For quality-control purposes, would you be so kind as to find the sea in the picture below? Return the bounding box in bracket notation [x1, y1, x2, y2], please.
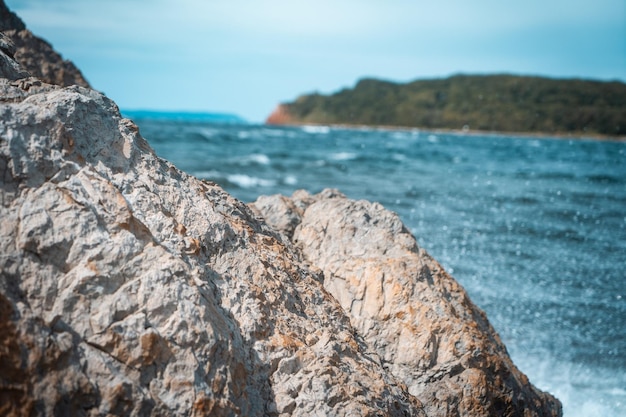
[130, 114, 625, 417]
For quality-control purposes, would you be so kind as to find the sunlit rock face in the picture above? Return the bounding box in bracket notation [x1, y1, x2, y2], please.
[0, 1, 561, 416]
[252, 189, 563, 417]
[0, 50, 426, 417]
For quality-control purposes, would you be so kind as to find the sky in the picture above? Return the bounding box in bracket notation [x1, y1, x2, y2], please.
[5, 0, 626, 122]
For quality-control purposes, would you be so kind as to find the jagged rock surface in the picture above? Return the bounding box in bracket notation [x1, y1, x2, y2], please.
[0, 0, 90, 88]
[0, 45, 427, 415]
[251, 189, 562, 417]
[0, 2, 561, 415]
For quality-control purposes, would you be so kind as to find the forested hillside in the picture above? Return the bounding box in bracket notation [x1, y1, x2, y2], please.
[268, 74, 626, 136]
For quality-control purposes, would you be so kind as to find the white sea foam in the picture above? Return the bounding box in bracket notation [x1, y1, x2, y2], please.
[246, 153, 271, 165]
[513, 353, 626, 417]
[330, 152, 358, 161]
[227, 174, 276, 188]
[261, 128, 290, 138]
[196, 127, 219, 139]
[391, 132, 411, 140]
[302, 125, 331, 134]
[283, 175, 298, 185]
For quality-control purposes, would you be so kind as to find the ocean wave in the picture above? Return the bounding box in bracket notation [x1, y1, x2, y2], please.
[301, 125, 331, 134]
[237, 130, 252, 139]
[191, 170, 221, 179]
[193, 127, 220, 139]
[283, 175, 297, 185]
[226, 174, 276, 188]
[586, 173, 622, 185]
[329, 152, 358, 161]
[191, 171, 277, 189]
[514, 354, 626, 417]
[259, 127, 295, 138]
[242, 153, 271, 165]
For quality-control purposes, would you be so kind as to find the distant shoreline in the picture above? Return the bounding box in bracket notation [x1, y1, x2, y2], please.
[267, 74, 626, 139]
[122, 109, 245, 124]
[266, 121, 626, 143]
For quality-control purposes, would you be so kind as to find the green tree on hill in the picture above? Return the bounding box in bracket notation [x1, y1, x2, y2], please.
[276, 74, 626, 136]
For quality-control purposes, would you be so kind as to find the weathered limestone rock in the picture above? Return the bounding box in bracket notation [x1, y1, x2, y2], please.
[0, 1, 90, 88]
[0, 2, 561, 415]
[0, 40, 423, 416]
[251, 189, 562, 417]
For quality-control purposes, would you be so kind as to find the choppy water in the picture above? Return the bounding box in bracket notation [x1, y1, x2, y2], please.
[134, 118, 626, 416]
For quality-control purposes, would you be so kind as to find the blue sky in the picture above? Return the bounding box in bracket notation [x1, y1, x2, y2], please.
[6, 0, 626, 122]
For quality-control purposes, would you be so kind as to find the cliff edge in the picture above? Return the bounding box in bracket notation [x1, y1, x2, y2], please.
[0, 2, 561, 416]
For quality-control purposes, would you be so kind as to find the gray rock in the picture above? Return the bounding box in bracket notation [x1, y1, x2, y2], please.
[0, 0, 90, 88]
[0, 47, 423, 416]
[251, 189, 562, 417]
[0, 0, 26, 32]
[0, 1, 561, 415]
[0, 32, 28, 81]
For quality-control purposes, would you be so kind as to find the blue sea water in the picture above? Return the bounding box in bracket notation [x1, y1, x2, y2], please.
[133, 118, 626, 416]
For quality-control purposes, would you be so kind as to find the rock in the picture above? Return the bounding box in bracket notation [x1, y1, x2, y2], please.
[0, 2, 561, 415]
[266, 104, 295, 125]
[251, 189, 562, 417]
[0, 1, 25, 32]
[0, 32, 28, 81]
[0, 0, 90, 88]
[0, 27, 423, 417]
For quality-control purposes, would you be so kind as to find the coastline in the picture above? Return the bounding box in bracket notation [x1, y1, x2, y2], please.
[265, 120, 626, 142]
[266, 75, 626, 140]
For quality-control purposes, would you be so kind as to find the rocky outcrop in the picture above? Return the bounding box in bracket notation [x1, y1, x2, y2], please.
[0, 1, 25, 32]
[0, 3, 561, 416]
[266, 104, 295, 125]
[0, 0, 90, 88]
[0, 48, 427, 415]
[251, 189, 562, 416]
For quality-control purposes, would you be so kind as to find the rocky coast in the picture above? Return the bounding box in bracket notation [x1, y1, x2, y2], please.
[0, 2, 561, 416]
